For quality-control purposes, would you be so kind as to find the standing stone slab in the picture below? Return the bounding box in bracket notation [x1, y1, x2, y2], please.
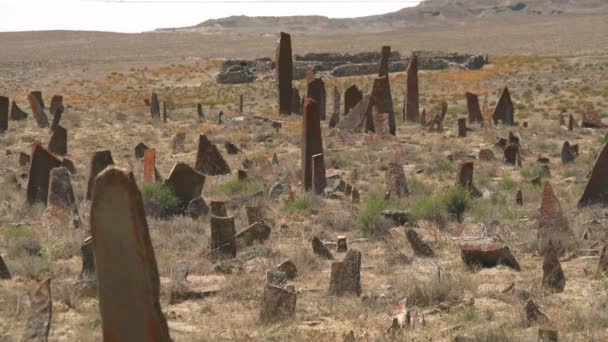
[344, 85, 362, 117]
[538, 182, 575, 254]
[542, 241, 565, 293]
[312, 236, 334, 259]
[48, 125, 67, 156]
[329, 249, 362, 296]
[312, 153, 326, 195]
[235, 222, 271, 246]
[80, 236, 95, 281]
[276, 32, 293, 115]
[165, 162, 205, 211]
[504, 143, 520, 166]
[260, 284, 296, 324]
[49, 95, 63, 116]
[460, 245, 520, 271]
[579, 142, 608, 206]
[405, 54, 420, 123]
[597, 243, 608, 277]
[465, 92, 483, 124]
[307, 78, 326, 121]
[561, 141, 576, 164]
[162, 101, 167, 123]
[457, 118, 467, 137]
[90, 168, 171, 341]
[172, 132, 186, 154]
[0, 96, 8, 132]
[210, 200, 227, 217]
[457, 160, 482, 197]
[492, 87, 515, 125]
[48, 167, 76, 211]
[86, 151, 114, 200]
[134, 142, 148, 159]
[143, 148, 156, 183]
[26, 143, 62, 205]
[301, 98, 324, 191]
[194, 134, 231, 176]
[210, 216, 237, 258]
[28, 93, 49, 128]
[22, 278, 52, 342]
[49, 103, 63, 132]
[30, 91, 44, 109]
[406, 228, 434, 257]
[291, 88, 301, 115]
[371, 76, 395, 135]
[197, 103, 204, 121]
[385, 162, 408, 198]
[0, 254, 11, 279]
[329, 86, 341, 128]
[150, 93, 160, 119]
[568, 114, 575, 131]
[10, 100, 29, 120]
[378, 46, 390, 77]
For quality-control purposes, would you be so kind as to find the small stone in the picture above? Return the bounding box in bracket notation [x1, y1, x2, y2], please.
[224, 141, 240, 155]
[460, 244, 520, 271]
[406, 228, 434, 257]
[337, 236, 348, 252]
[277, 260, 297, 279]
[525, 299, 549, 326]
[266, 268, 287, 287]
[269, 182, 291, 199]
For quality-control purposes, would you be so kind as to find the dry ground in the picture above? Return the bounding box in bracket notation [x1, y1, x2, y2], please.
[0, 34, 608, 341]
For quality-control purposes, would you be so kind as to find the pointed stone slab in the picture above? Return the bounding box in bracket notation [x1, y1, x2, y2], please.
[30, 91, 44, 109]
[49, 103, 64, 132]
[260, 284, 296, 324]
[10, 100, 29, 120]
[579, 142, 608, 206]
[336, 94, 373, 132]
[86, 150, 114, 200]
[371, 76, 395, 135]
[48, 167, 76, 211]
[235, 222, 271, 247]
[150, 92, 161, 119]
[465, 92, 483, 124]
[26, 143, 62, 205]
[90, 167, 171, 341]
[301, 98, 324, 191]
[276, 32, 293, 115]
[344, 85, 362, 117]
[329, 249, 362, 296]
[194, 134, 231, 176]
[49, 95, 63, 116]
[165, 162, 205, 210]
[492, 87, 515, 126]
[378, 46, 390, 77]
[460, 245, 520, 271]
[406, 228, 434, 257]
[405, 54, 419, 122]
[134, 142, 149, 159]
[210, 215, 237, 258]
[143, 148, 156, 183]
[542, 241, 565, 293]
[291, 88, 301, 114]
[28, 93, 49, 128]
[0, 254, 11, 279]
[307, 78, 326, 120]
[22, 278, 52, 342]
[538, 182, 575, 254]
[0, 96, 8, 132]
[48, 125, 67, 156]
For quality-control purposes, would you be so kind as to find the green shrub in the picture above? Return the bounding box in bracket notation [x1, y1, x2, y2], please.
[217, 179, 263, 195]
[355, 190, 390, 236]
[498, 176, 517, 191]
[141, 182, 180, 218]
[411, 186, 471, 225]
[281, 192, 316, 214]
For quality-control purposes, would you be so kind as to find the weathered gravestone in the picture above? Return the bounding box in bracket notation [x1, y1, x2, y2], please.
[492, 87, 515, 125]
[378, 46, 390, 77]
[86, 150, 114, 200]
[260, 284, 296, 324]
[197, 103, 204, 121]
[30, 91, 44, 109]
[516, 189, 523, 205]
[49, 104, 63, 132]
[372, 106, 389, 135]
[143, 148, 156, 183]
[291, 88, 301, 114]
[162, 101, 167, 123]
[457, 160, 482, 197]
[404, 54, 420, 123]
[26, 143, 62, 205]
[235, 222, 271, 247]
[278, 260, 297, 279]
[371, 76, 395, 135]
[165, 162, 205, 211]
[465, 92, 483, 124]
[150, 92, 160, 119]
[312, 153, 326, 195]
[568, 114, 575, 131]
[542, 240, 565, 293]
[581, 103, 606, 128]
[28, 93, 50, 128]
[329, 86, 340, 128]
[329, 249, 362, 296]
[307, 78, 327, 120]
[21, 278, 52, 342]
[224, 141, 240, 155]
[134, 142, 148, 159]
[246, 205, 266, 225]
[49, 95, 63, 116]
[187, 197, 209, 219]
[344, 85, 362, 117]
[336, 94, 373, 132]
[195, 134, 231, 176]
[460, 245, 520, 271]
[172, 132, 186, 154]
[80, 236, 95, 281]
[48, 125, 67, 156]
[210, 200, 227, 217]
[90, 167, 171, 341]
[10, 100, 29, 120]
[385, 162, 408, 198]
[301, 98, 324, 191]
[0, 254, 11, 279]
[504, 143, 520, 166]
[405, 228, 434, 257]
[525, 299, 549, 326]
[538, 182, 576, 255]
[312, 236, 334, 259]
[560, 141, 576, 164]
[210, 215, 237, 258]
[0, 96, 8, 132]
[457, 118, 467, 137]
[47, 167, 76, 211]
[276, 32, 293, 115]
[538, 328, 559, 342]
[578, 142, 608, 206]
[239, 94, 244, 115]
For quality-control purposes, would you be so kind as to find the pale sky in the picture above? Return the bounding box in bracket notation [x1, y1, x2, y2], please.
[0, 0, 421, 33]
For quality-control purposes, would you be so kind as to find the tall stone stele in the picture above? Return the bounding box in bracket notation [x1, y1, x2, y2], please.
[276, 32, 293, 115]
[404, 54, 420, 123]
[301, 98, 324, 191]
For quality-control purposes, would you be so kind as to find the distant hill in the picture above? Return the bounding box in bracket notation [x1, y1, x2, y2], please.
[157, 0, 608, 34]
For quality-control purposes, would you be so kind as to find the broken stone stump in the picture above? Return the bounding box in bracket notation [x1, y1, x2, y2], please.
[542, 241, 565, 293]
[210, 216, 237, 258]
[560, 141, 576, 164]
[538, 182, 576, 254]
[460, 245, 521, 271]
[405, 228, 434, 257]
[235, 222, 271, 247]
[504, 143, 520, 166]
[456, 160, 482, 197]
[224, 141, 240, 155]
[312, 236, 334, 259]
[260, 284, 296, 324]
[49, 95, 63, 116]
[90, 167, 171, 341]
[50, 103, 63, 132]
[516, 189, 523, 205]
[329, 249, 362, 296]
[21, 278, 52, 342]
[385, 162, 408, 198]
[172, 133, 186, 154]
[246, 205, 265, 225]
[278, 260, 297, 279]
[134, 142, 148, 159]
[237, 169, 247, 181]
[269, 182, 291, 200]
[10, 100, 28, 120]
[266, 268, 287, 287]
[337, 236, 348, 252]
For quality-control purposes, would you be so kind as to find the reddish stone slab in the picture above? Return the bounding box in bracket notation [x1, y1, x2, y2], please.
[385, 162, 408, 198]
[235, 222, 271, 247]
[538, 182, 575, 254]
[404, 54, 420, 123]
[492, 87, 515, 126]
[579, 142, 608, 206]
[406, 228, 434, 257]
[276, 32, 293, 115]
[344, 85, 362, 117]
[301, 98, 324, 191]
[465, 92, 483, 124]
[26, 143, 62, 205]
[49, 103, 64, 132]
[30, 91, 44, 109]
[371, 76, 395, 135]
[143, 148, 156, 183]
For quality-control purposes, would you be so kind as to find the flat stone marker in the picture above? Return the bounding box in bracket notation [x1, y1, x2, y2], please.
[28, 93, 50, 128]
[344, 85, 362, 117]
[329, 249, 362, 296]
[165, 162, 205, 211]
[47, 167, 76, 211]
[542, 240, 565, 293]
[260, 284, 296, 324]
[301, 98, 324, 191]
[538, 182, 575, 254]
[26, 143, 62, 205]
[235, 222, 271, 247]
[210, 215, 237, 258]
[578, 142, 608, 206]
[492, 87, 515, 125]
[194, 134, 231, 176]
[276, 32, 293, 115]
[48, 125, 67, 156]
[21, 278, 52, 342]
[86, 150, 114, 200]
[465, 92, 482, 124]
[406, 228, 434, 257]
[0, 96, 8, 132]
[187, 197, 209, 219]
[143, 148, 156, 183]
[404, 53, 420, 122]
[10, 100, 28, 120]
[460, 245, 520, 271]
[0, 254, 11, 279]
[90, 167, 171, 341]
[150, 92, 160, 119]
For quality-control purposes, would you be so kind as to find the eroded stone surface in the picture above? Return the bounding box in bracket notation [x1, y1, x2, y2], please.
[542, 241, 565, 293]
[21, 278, 52, 342]
[406, 228, 434, 257]
[27, 143, 62, 205]
[466, 92, 483, 124]
[48, 167, 76, 211]
[460, 245, 520, 271]
[405, 54, 419, 122]
[195, 134, 231, 176]
[260, 284, 296, 324]
[538, 182, 575, 254]
[329, 249, 362, 296]
[210, 216, 237, 258]
[48, 125, 67, 156]
[165, 162, 206, 211]
[301, 98, 324, 191]
[386, 162, 408, 198]
[344, 85, 362, 117]
[312, 236, 334, 259]
[86, 150, 114, 200]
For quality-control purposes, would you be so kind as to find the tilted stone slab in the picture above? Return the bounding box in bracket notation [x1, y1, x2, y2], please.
[30, 91, 44, 109]
[49, 95, 63, 117]
[134, 142, 148, 159]
[21, 278, 52, 342]
[28, 93, 49, 128]
[312, 236, 334, 259]
[301, 98, 324, 191]
[49, 103, 64, 132]
[276, 32, 293, 115]
[335, 94, 373, 132]
[194, 134, 231, 176]
[0, 254, 11, 279]
[90, 167, 171, 341]
[460, 245, 520, 271]
[465, 92, 483, 124]
[405, 228, 434, 257]
[150, 93, 160, 119]
[235, 222, 271, 247]
[538, 182, 576, 254]
[26, 143, 62, 205]
[542, 241, 565, 293]
[579, 142, 608, 206]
